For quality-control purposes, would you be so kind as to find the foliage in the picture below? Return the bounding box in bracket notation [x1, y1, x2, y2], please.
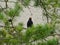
[23, 0, 31, 6]
[20, 0, 31, 6]
[0, 21, 56, 45]
[37, 38, 58, 45]
[47, 38, 58, 45]
[34, 0, 60, 23]
[0, 0, 60, 45]
[0, 12, 4, 20]
[25, 23, 55, 43]
[5, 3, 22, 19]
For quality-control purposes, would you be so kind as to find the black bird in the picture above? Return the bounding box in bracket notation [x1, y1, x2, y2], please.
[27, 17, 33, 28]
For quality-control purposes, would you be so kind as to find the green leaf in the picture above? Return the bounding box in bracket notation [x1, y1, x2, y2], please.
[47, 38, 58, 45]
[34, 0, 40, 6]
[0, 13, 4, 20]
[15, 23, 23, 32]
[5, 3, 22, 18]
[22, 0, 31, 6]
[32, 24, 54, 40]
